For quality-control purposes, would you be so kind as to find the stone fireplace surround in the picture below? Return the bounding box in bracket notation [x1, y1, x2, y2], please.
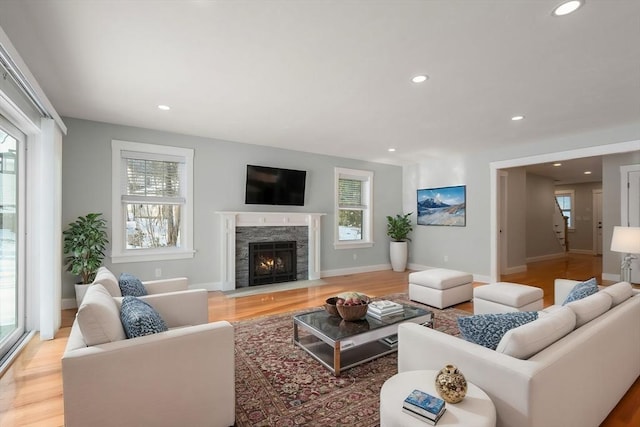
[217, 212, 325, 291]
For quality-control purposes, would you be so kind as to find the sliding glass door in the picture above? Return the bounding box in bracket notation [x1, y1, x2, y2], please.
[0, 116, 25, 362]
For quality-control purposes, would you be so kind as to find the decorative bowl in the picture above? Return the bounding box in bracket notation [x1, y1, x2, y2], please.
[336, 302, 369, 321]
[324, 297, 340, 317]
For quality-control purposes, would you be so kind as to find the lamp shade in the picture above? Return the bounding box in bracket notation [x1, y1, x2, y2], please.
[610, 226, 640, 254]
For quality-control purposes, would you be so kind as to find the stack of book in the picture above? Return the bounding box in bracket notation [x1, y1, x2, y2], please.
[402, 389, 446, 425]
[367, 300, 404, 319]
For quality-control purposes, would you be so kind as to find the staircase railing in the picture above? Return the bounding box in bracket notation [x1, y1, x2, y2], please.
[553, 198, 569, 252]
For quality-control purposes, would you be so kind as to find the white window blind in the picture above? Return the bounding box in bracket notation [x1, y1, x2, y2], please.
[121, 152, 185, 204]
[334, 167, 374, 248]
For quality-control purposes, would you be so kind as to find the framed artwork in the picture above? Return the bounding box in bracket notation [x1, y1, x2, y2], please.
[417, 185, 466, 226]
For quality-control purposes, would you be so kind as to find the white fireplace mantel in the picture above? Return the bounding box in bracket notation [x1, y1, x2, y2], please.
[216, 212, 326, 291]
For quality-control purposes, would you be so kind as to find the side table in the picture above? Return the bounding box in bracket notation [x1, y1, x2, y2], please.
[380, 370, 496, 427]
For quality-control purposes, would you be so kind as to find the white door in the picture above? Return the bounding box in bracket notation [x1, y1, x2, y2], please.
[593, 190, 603, 255]
[621, 165, 640, 283]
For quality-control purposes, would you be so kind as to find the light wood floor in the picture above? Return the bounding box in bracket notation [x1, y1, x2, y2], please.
[0, 254, 637, 426]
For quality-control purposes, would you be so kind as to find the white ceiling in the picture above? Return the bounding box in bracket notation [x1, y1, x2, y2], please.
[523, 156, 604, 184]
[0, 0, 638, 170]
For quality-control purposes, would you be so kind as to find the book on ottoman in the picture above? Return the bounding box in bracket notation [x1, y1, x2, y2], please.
[403, 389, 446, 420]
[402, 406, 446, 425]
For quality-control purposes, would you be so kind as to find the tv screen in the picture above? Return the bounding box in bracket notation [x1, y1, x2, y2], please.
[245, 165, 307, 206]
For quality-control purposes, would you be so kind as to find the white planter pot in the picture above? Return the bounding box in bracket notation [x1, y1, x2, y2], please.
[75, 283, 91, 308]
[390, 241, 408, 272]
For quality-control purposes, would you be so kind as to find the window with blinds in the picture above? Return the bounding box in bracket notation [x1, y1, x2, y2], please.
[112, 140, 194, 262]
[122, 153, 185, 249]
[335, 168, 374, 247]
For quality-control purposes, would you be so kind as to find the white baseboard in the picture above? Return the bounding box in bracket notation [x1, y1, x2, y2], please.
[190, 282, 222, 292]
[526, 252, 567, 263]
[569, 249, 596, 255]
[321, 263, 391, 278]
[602, 273, 620, 282]
[474, 274, 492, 283]
[61, 298, 77, 310]
[407, 263, 432, 271]
[503, 265, 527, 275]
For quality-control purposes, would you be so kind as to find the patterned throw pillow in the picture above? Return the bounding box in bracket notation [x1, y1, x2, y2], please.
[562, 277, 598, 305]
[457, 311, 539, 350]
[119, 273, 148, 297]
[120, 296, 168, 338]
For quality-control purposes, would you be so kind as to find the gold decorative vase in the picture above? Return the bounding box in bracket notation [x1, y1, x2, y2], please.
[434, 364, 467, 403]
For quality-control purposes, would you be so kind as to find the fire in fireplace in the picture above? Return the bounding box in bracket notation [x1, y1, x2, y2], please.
[248, 241, 297, 286]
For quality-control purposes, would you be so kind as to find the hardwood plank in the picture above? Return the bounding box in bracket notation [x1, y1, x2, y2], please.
[0, 254, 637, 426]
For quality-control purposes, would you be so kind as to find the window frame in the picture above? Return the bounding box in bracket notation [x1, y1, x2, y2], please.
[111, 140, 194, 263]
[334, 167, 374, 249]
[554, 189, 575, 230]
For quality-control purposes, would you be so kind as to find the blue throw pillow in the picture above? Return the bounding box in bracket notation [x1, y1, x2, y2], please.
[562, 277, 598, 305]
[120, 296, 168, 338]
[457, 311, 538, 350]
[119, 273, 147, 297]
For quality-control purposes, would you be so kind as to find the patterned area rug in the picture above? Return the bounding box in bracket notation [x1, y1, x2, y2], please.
[233, 294, 468, 426]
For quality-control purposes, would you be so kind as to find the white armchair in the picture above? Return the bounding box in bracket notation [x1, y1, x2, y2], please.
[62, 285, 235, 427]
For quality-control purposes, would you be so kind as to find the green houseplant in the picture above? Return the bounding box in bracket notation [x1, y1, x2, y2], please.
[386, 212, 413, 242]
[386, 212, 413, 271]
[63, 212, 109, 286]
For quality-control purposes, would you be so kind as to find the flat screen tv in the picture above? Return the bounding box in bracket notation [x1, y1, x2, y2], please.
[245, 165, 307, 206]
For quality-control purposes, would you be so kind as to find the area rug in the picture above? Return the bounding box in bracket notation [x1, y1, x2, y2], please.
[233, 294, 468, 426]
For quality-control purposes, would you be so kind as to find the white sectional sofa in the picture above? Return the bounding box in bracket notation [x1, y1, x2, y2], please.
[397, 280, 640, 427]
[62, 284, 235, 427]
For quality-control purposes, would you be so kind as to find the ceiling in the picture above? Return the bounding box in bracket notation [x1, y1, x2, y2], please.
[523, 156, 603, 184]
[0, 0, 638, 170]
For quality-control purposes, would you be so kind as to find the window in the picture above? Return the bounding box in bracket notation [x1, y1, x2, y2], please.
[335, 167, 374, 248]
[111, 140, 194, 263]
[555, 190, 574, 229]
[0, 117, 25, 365]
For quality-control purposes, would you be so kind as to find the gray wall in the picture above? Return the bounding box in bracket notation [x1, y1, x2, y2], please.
[403, 122, 640, 280]
[505, 168, 526, 270]
[525, 173, 564, 259]
[61, 117, 402, 299]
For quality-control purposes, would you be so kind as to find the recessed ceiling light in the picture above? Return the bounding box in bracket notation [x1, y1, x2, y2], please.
[553, 163, 562, 167]
[552, 1, 584, 16]
[412, 75, 428, 83]
[388, 148, 396, 152]
[158, 105, 171, 111]
[584, 171, 592, 175]
[511, 115, 525, 121]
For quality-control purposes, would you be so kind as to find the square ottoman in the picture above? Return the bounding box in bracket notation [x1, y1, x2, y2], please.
[408, 268, 474, 309]
[473, 282, 544, 314]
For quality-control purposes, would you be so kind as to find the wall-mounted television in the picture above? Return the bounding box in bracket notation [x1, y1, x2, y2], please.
[245, 165, 307, 206]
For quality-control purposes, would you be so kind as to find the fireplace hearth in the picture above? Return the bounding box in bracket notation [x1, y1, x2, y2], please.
[249, 241, 297, 286]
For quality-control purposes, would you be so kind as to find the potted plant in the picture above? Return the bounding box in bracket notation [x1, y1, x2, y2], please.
[63, 212, 109, 306]
[386, 212, 413, 272]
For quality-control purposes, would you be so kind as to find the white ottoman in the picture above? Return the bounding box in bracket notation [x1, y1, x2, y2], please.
[380, 370, 496, 427]
[408, 268, 473, 309]
[473, 282, 544, 315]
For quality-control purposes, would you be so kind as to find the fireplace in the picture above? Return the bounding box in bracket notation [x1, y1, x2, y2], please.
[248, 241, 297, 286]
[217, 212, 325, 291]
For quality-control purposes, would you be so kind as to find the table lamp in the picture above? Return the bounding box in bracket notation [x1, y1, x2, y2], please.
[610, 226, 640, 283]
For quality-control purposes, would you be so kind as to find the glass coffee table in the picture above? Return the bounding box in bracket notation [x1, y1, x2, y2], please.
[293, 304, 433, 375]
